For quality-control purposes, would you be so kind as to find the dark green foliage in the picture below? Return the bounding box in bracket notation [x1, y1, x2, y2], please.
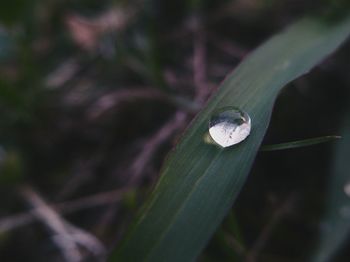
[0, 1, 350, 262]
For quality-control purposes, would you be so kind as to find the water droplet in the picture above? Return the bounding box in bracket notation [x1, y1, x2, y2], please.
[208, 107, 251, 148]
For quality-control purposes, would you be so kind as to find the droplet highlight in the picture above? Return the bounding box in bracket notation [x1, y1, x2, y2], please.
[208, 107, 251, 148]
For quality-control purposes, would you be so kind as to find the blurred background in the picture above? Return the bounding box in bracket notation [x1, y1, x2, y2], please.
[0, 0, 349, 261]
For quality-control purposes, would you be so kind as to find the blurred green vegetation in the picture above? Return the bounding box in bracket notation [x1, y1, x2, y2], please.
[0, 0, 349, 261]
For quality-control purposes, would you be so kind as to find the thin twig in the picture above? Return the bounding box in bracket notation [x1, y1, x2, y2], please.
[0, 212, 34, 234]
[21, 187, 106, 262]
[127, 111, 187, 185]
[192, 16, 211, 104]
[57, 156, 103, 200]
[246, 194, 297, 262]
[87, 88, 198, 120]
[0, 101, 189, 242]
[21, 187, 82, 262]
[0, 188, 128, 235]
[87, 88, 167, 119]
[94, 110, 189, 236]
[225, 234, 246, 256]
[208, 32, 248, 59]
[57, 187, 129, 213]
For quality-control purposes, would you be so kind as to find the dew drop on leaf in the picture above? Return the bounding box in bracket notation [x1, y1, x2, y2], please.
[208, 107, 251, 148]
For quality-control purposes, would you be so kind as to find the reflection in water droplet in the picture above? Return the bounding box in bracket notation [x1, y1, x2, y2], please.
[344, 183, 350, 197]
[208, 107, 251, 148]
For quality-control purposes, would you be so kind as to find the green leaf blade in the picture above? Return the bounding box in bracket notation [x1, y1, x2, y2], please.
[110, 16, 350, 262]
[312, 114, 350, 261]
[261, 136, 341, 151]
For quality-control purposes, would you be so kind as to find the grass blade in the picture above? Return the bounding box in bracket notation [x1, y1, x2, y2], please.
[311, 114, 350, 261]
[110, 16, 350, 262]
[260, 136, 341, 151]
